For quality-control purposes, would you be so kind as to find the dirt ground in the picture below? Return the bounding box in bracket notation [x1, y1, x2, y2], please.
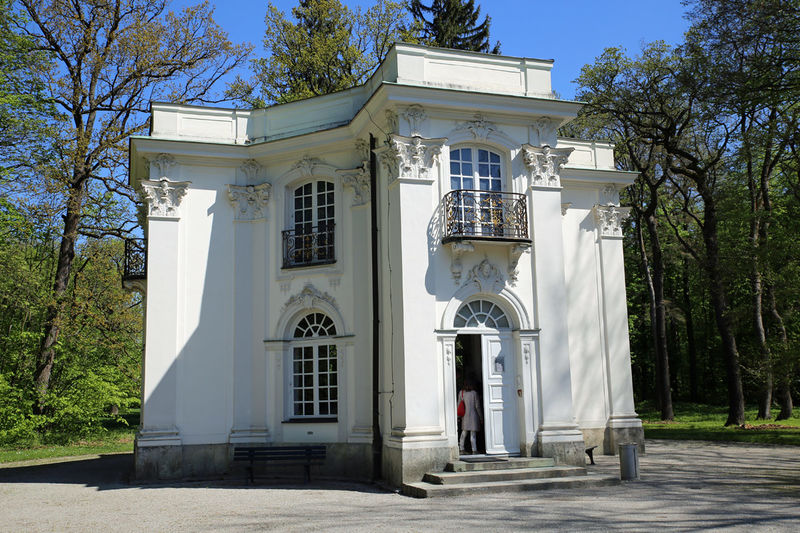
[1, 439, 799, 532]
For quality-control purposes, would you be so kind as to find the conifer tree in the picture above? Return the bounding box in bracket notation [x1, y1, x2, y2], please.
[408, 0, 500, 54]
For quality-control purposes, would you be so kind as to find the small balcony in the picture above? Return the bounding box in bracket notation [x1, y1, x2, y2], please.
[442, 190, 530, 244]
[123, 238, 147, 281]
[282, 224, 336, 269]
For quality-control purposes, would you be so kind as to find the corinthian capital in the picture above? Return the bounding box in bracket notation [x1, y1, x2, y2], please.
[228, 182, 272, 221]
[593, 204, 631, 238]
[141, 178, 191, 218]
[522, 144, 574, 189]
[377, 134, 447, 184]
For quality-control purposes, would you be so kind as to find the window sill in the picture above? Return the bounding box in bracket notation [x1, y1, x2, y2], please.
[281, 259, 337, 270]
[282, 417, 338, 424]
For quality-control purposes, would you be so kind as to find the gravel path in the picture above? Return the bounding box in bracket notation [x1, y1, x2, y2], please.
[1, 440, 799, 532]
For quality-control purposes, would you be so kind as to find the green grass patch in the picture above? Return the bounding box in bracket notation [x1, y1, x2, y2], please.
[0, 412, 138, 464]
[638, 402, 800, 446]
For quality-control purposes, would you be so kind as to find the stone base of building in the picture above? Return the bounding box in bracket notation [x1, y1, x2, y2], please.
[579, 419, 645, 456]
[537, 428, 586, 466]
[609, 425, 645, 455]
[382, 438, 455, 487]
[134, 438, 373, 482]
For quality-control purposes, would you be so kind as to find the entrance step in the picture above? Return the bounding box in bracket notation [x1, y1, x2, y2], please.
[446, 457, 555, 472]
[424, 465, 584, 485]
[403, 472, 619, 498]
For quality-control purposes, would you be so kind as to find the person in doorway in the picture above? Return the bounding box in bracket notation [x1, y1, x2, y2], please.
[458, 375, 483, 454]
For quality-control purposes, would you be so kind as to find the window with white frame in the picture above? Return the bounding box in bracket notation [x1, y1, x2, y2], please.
[290, 312, 338, 418]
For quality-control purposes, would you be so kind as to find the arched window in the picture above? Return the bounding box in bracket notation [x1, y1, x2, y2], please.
[447, 147, 510, 238]
[291, 312, 338, 417]
[283, 180, 335, 268]
[454, 300, 510, 329]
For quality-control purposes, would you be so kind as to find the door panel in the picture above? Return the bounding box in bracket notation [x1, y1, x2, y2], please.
[482, 334, 519, 454]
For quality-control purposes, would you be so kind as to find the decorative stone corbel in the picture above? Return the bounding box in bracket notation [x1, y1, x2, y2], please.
[447, 241, 474, 281]
[240, 159, 263, 181]
[531, 117, 559, 147]
[521, 144, 574, 189]
[602, 183, 618, 204]
[141, 178, 190, 218]
[227, 182, 272, 221]
[151, 153, 176, 180]
[385, 109, 398, 134]
[402, 105, 427, 136]
[508, 243, 531, 285]
[337, 139, 371, 207]
[282, 283, 337, 313]
[593, 204, 631, 238]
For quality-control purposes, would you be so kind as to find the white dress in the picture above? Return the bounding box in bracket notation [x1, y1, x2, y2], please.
[459, 390, 482, 431]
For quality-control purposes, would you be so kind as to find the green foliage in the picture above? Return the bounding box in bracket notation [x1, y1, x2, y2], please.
[228, 0, 413, 106]
[407, 0, 499, 53]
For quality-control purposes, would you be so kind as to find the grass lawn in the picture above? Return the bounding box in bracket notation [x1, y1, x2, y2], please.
[0, 413, 137, 464]
[638, 401, 800, 446]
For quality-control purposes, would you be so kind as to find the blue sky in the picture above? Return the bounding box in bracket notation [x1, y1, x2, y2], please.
[177, 0, 690, 99]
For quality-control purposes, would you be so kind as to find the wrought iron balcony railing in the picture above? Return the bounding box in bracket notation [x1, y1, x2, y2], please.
[443, 189, 530, 243]
[282, 224, 336, 268]
[123, 238, 147, 280]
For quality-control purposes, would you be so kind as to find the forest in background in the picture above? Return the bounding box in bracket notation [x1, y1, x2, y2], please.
[1, 0, 798, 448]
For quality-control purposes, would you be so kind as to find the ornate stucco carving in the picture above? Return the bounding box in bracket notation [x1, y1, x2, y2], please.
[402, 105, 427, 136]
[521, 144, 574, 189]
[593, 204, 631, 238]
[292, 155, 323, 176]
[141, 178, 190, 218]
[227, 182, 271, 221]
[457, 113, 497, 140]
[465, 257, 505, 292]
[531, 117, 558, 147]
[379, 134, 446, 183]
[151, 153, 176, 180]
[385, 109, 398, 134]
[508, 243, 531, 285]
[602, 183, 618, 204]
[445, 344, 453, 366]
[240, 159, 263, 181]
[282, 283, 337, 313]
[447, 241, 475, 282]
[337, 139, 371, 207]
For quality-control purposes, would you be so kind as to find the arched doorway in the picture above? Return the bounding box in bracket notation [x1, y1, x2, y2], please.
[453, 299, 519, 455]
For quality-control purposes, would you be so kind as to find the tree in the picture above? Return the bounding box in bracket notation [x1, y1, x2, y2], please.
[14, 0, 249, 414]
[228, 0, 412, 106]
[407, 0, 499, 53]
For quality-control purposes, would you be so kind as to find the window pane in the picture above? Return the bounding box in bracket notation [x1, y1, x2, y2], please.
[490, 165, 501, 178]
[478, 150, 488, 162]
[463, 177, 473, 189]
[490, 152, 500, 163]
[451, 148, 460, 159]
[320, 404, 329, 415]
[461, 148, 471, 160]
[462, 163, 472, 176]
[330, 403, 338, 415]
[478, 164, 489, 177]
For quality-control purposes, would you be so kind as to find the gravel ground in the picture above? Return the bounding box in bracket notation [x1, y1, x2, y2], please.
[1, 439, 799, 532]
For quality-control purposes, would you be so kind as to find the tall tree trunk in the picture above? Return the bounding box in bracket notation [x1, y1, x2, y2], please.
[766, 284, 793, 420]
[699, 185, 745, 426]
[34, 177, 85, 413]
[682, 257, 699, 402]
[635, 214, 660, 408]
[645, 211, 674, 420]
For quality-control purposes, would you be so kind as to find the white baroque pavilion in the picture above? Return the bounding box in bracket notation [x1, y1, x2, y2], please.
[126, 43, 643, 486]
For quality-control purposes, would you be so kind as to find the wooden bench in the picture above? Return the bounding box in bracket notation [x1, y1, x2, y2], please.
[233, 445, 327, 483]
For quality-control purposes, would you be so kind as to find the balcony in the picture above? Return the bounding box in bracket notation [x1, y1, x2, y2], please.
[282, 224, 336, 269]
[442, 190, 530, 244]
[123, 238, 147, 281]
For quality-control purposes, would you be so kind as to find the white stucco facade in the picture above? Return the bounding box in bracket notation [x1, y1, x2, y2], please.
[128, 43, 643, 485]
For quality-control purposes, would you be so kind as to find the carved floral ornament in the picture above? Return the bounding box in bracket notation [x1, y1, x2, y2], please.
[457, 114, 497, 141]
[466, 257, 505, 293]
[292, 155, 323, 177]
[240, 159, 263, 181]
[282, 283, 337, 314]
[593, 204, 631, 238]
[531, 117, 558, 148]
[337, 139, 371, 207]
[377, 134, 447, 182]
[521, 144, 574, 189]
[141, 178, 190, 218]
[227, 182, 271, 221]
[150, 153, 176, 180]
[402, 105, 427, 136]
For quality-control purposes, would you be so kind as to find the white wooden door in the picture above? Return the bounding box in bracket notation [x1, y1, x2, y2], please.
[481, 333, 519, 454]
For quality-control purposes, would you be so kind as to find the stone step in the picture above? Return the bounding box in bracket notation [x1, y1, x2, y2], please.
[423, 465, 586, 485]
[446, 457, 555, 472]
[403, 473, 620, 498]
